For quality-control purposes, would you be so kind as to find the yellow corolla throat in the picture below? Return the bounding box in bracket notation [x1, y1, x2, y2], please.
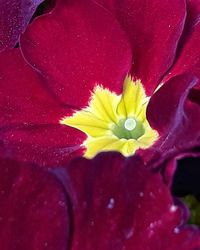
[60, 76, 158, 158]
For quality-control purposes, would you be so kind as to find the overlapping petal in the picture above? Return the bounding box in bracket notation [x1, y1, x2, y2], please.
[0, 0, 44, 52]
[0, 49, 86, 167]
[97, 0, 186, 94]
[1, 0, 200, 167]
[63, 153, 200, 250]
[1, 1, 200, 248]
[165, 2, 200, 88]
[0, 49, 70, 126]
[0, 157, 69, 249]
[0, 124, 85, 167]
[20, 0, 132, 107]
[1, 150, 200, 249]
[140, 73, 200, 166]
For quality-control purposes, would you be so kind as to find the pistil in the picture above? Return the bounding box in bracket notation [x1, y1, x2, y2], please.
[124, 118, 136, 131]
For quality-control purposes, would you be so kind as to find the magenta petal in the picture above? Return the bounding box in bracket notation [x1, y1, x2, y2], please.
[0, 0, 44, 52]
[20, 0, 132, 107]
[1, 124, 86, 167]
[164, 0, 200, 86]
[65, 153, 200, 250]
[0, 49, 86, 167]
[185, 0, 200, 26]
[147, 74, 197, 133]
[142, 74, 200, 165]
[0, 157, 69, 249]
[0, 49, 72, 127]
[96, 0, 186, 94]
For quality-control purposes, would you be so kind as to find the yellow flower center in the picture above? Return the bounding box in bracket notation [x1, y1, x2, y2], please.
[60, 76, 158, 158]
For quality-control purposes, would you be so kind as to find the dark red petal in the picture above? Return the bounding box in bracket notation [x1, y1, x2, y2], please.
[0, 0, 44, 52]
[64, 153, 200, 250]
[0, 157, 69, 249]
[96, 0, 186, 94]
[185, 0, 200, 26]
[164, 1, 200, 86]
[0, 49, 85, 166]
[141, 74, 200, 166]
[0, 49, 72, 127]
[20, 0, 132, 107]
[0, 124, 85, 167]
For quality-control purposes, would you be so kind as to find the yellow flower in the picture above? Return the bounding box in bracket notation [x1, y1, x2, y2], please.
[60, 76, 158, 158]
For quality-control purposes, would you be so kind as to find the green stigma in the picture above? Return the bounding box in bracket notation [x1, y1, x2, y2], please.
[112, 118, 145, 140]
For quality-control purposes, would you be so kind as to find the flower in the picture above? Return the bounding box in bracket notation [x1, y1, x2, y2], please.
[1, 0, 200, 167]
[1, 153, 200, 249]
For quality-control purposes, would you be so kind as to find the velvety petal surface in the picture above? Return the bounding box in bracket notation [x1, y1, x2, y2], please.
[0, 157, 69, 250]
[141, 73, 200, 166]
[20, 0, 132, 107]
[0, 49, 71, 126]
[165, 4, 200, 89]
[1, 124, 85, 167]
[185, 0, 200, 26]
[97, 0, 186, 94]
[0, 0, 44, 52]
[0, 49, 86, 167]
[64, 153, 200, 250]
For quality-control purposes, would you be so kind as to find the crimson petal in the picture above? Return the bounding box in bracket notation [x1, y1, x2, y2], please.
[165, 16, 200, 88]
[0, 0, 44, 52]
[0, 124, 85, 167]
[20, 0, 132, 107]
[96, 0, 186, 94]
[0, 49, 86, 167]
[0, 157, 69, 249]
[0, 49, 71, 127]
[64, 153, 200, 250]
[142, 73, 200, 166]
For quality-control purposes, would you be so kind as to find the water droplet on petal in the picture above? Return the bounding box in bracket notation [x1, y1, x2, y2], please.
[124, 228, 134, 239]
[170, 205, 178, 212]
[174, 227, 180, 234]
[139, 192, 144, 197]
[107, 198, 115, 209]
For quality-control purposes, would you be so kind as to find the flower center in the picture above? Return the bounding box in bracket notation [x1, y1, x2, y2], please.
[112, 118, 144, 140]
[60, 76, 158, 158]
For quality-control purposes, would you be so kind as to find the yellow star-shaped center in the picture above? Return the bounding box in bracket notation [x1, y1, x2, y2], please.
[60, 76, 158, 158]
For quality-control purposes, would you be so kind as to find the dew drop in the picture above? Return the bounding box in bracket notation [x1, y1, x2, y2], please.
[58, 200, 65, 207]
[139, 192, 144, 197]
[107, 198, 115, 209]
[170, 205, 178, 213]
[149, 223, 155, 229]
[90, 220, 95, 226]
[149, 192, 155, 198]
[174, 227, 180, 234]
[124, 228, 134, 239]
